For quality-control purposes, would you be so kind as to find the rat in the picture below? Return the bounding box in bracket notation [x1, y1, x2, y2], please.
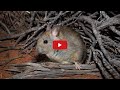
[36, 25, 87, 70]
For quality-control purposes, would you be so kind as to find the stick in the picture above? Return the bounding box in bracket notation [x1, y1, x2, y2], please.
[0, 21, 11, 34]
[0, 46, 21, 53]
[0, 55, 23, 66]
[0, 27, 38, 41]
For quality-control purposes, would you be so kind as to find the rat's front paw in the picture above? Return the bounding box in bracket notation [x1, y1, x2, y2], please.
[74, 62, 82, 70]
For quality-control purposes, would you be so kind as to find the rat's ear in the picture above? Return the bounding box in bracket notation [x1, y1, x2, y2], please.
[46, 24, 52, 31]
[51, 26, 60, 37]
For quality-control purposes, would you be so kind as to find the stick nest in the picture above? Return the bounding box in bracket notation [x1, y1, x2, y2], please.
[0, 11, 120, 79]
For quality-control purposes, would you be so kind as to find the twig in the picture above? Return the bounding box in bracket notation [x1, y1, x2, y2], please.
[29, 11, 37, 27]
[87, 49, 92, 64]
[23, 37, 37, 49]
[49, 11, 63, 24]
[81, 36, 92, 43]
[110, 26, 120, 36]
[89, 11, 99, 18]
[15, 34, 26, 46]
[0, 46, 22, 53]
[97, 14, 120, 30]
[101, 11, 120, 36]
[66, 11, 83, 26]
[0, 45, 8, 48]
[58, 11, 83, 26]
[100, 11, 110, 19]
[0, 55, 23, 66]
[0, 26, 38, 41]
[24, 24, 47, 45]
[0, 21, 11, 34]
[23, 39, 36, 53]
[101, 35, 120, 48]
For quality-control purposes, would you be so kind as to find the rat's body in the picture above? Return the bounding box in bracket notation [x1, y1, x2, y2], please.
[36, 25, 86, 69]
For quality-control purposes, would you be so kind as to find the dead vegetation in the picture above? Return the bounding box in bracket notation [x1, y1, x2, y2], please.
[0, 11, 120, 79]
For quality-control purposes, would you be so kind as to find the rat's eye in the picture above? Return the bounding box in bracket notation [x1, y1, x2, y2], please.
[43, 40, 48, 44]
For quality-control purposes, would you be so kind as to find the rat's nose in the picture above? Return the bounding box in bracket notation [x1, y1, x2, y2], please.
[38, 48, 47, 54]
[38, 47, 43, 53]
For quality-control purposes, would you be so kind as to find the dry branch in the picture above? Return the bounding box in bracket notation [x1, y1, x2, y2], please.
[0, 21, 11, 34]
[0, 27, 38, 41]
[0, 55, 23, 66]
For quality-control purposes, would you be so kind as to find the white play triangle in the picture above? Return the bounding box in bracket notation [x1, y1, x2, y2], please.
[58, 43, 62, 47]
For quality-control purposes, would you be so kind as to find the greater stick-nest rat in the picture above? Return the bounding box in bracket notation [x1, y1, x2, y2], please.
[36, 25, 87, 69]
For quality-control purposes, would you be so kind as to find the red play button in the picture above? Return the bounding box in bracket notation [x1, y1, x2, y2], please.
[53, 40, 67, 50]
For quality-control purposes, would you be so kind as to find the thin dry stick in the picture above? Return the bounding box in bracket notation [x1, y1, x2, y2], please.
[29, 11, 37, 28]
[0, 55, 23, 66]
[66, 12, 83, 26]
[87, 49, 92, 64]
[24, 24, 47, 45]
[0, 46, 22, 53]
[101, 11, 120, 36]
[0, 26, 38, 41]
[97, 14, 120, 30]
[0, 21, 11, 34]
[101, 35, 120, 48]
[15, 34, 27, 46]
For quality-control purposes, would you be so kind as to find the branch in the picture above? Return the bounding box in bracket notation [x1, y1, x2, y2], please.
[97, 14, 120, 30]
[0, 46, 21, 53]
[0, 21, 11, 34]
[0, 55, 23, 66]
[0, 27, 38, 41]
[24, 24, 47, 45]
[100, 11, 120, 36]
[7, 62, 100, 79]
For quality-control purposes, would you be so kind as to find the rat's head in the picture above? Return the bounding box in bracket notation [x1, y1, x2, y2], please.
[36, 25, 61, 54]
